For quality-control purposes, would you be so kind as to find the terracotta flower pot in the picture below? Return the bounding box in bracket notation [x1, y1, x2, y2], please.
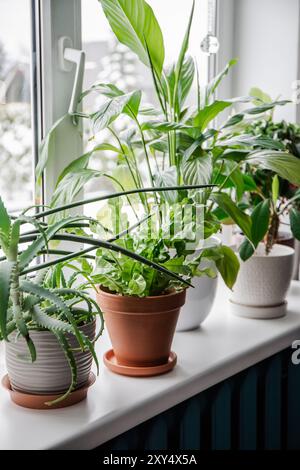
[96, 288, 186, 374]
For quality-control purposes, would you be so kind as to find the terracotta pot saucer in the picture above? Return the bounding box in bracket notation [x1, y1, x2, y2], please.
[104, 349, 177, 377]
[2, 372, 96, 410]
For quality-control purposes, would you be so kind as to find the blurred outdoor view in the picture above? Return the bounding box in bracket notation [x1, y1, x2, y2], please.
[0, 0, 209, 212]
[81, 0, 209, 201]
[0, 0, 33, 212]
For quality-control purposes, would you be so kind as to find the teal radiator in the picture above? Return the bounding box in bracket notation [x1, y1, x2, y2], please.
[98, 348, 300, 451]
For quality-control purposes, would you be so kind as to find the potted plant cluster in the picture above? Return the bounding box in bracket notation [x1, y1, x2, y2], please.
[42, 0, 300, 332]
[0, 185, 203, 406]
[32, 0, 300, 389]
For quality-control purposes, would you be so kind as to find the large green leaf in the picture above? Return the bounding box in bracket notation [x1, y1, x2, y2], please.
[182, 154, 213, 186]
[99, 0, 165, 75]
[246, 150, 300, 185]
[153, 167, 178, 204]
[211, 192, 252, 240]
[178, 55, 195, 107]
[290, 208, 300, 241]
[215, 246, 240, 290]
[193, 101, 232, 131]
[239, 238, 255, 262]
[0, 261, 16, 339]
[92, 91, 140, 131]
[218, 135, 285, 150]
[82, 83, 141, 118]
[56, 153, 91, 186]
[251, 199, 270, 246]
[50, 169, 102, 215]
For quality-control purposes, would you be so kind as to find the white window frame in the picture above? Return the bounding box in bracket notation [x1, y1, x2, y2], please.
[34, 0, 83, 205]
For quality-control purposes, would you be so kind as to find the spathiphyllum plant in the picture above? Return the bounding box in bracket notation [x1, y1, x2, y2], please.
[38, 0, 300, 284]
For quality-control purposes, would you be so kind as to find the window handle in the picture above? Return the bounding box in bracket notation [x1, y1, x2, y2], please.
[58, 36, 85, 115]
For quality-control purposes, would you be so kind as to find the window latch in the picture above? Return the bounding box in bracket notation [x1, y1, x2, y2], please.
[58, 36, 85, 115]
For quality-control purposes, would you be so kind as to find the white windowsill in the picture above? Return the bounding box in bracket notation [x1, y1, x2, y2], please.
[1, 280, 300, 450]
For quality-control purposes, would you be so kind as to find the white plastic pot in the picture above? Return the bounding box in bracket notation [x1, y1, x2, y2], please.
[5, 321, 96, 394]
[230, 244, 294, 319]
[176, 273, 218, 331]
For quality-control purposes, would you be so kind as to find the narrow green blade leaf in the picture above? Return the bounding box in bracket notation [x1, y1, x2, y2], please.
[0, 261, 16, 339]
[0, 197, 11, 252]
[19, 216, 86, 270]
[36, 115, 69, 182]
[251, 199, 270, 246]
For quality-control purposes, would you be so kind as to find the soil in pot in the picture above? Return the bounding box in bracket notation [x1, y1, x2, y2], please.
[5, 320, 96, 407]
[96, 288, 186, 376]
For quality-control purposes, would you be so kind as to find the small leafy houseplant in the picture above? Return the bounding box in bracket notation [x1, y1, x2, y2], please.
[241, 93, 300, 254]
[0, 185, 206, 404]
[219, 89, 300, 318]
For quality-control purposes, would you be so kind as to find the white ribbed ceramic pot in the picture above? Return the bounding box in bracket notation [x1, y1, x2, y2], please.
[5, 321, 96, 394]
[230, 244, 294, 318]
[176, 274, 218, 331]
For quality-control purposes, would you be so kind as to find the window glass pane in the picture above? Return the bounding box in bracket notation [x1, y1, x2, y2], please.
[0, 0, 34, 212]
[81, 0, 209, 216]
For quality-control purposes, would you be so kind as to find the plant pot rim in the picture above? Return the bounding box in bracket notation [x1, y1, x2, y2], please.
[247, 243, 294, 259]
[97, 286, 186, 301]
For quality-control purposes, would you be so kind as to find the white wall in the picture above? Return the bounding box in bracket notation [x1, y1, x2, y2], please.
[217, 0, 300, 122]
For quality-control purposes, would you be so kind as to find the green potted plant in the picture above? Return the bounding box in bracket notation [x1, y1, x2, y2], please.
[0, 185, 202, 404]
[44, 0, 297, 332]
[215, 89, 300, 318]
[39, 1, 300, 333]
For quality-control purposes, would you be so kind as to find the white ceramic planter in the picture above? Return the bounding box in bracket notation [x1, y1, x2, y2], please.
[176, 273, 218, 331]
[5, 321, 96, 394]
[230, 244, 294, 319]
[176, 236, 220, 332]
